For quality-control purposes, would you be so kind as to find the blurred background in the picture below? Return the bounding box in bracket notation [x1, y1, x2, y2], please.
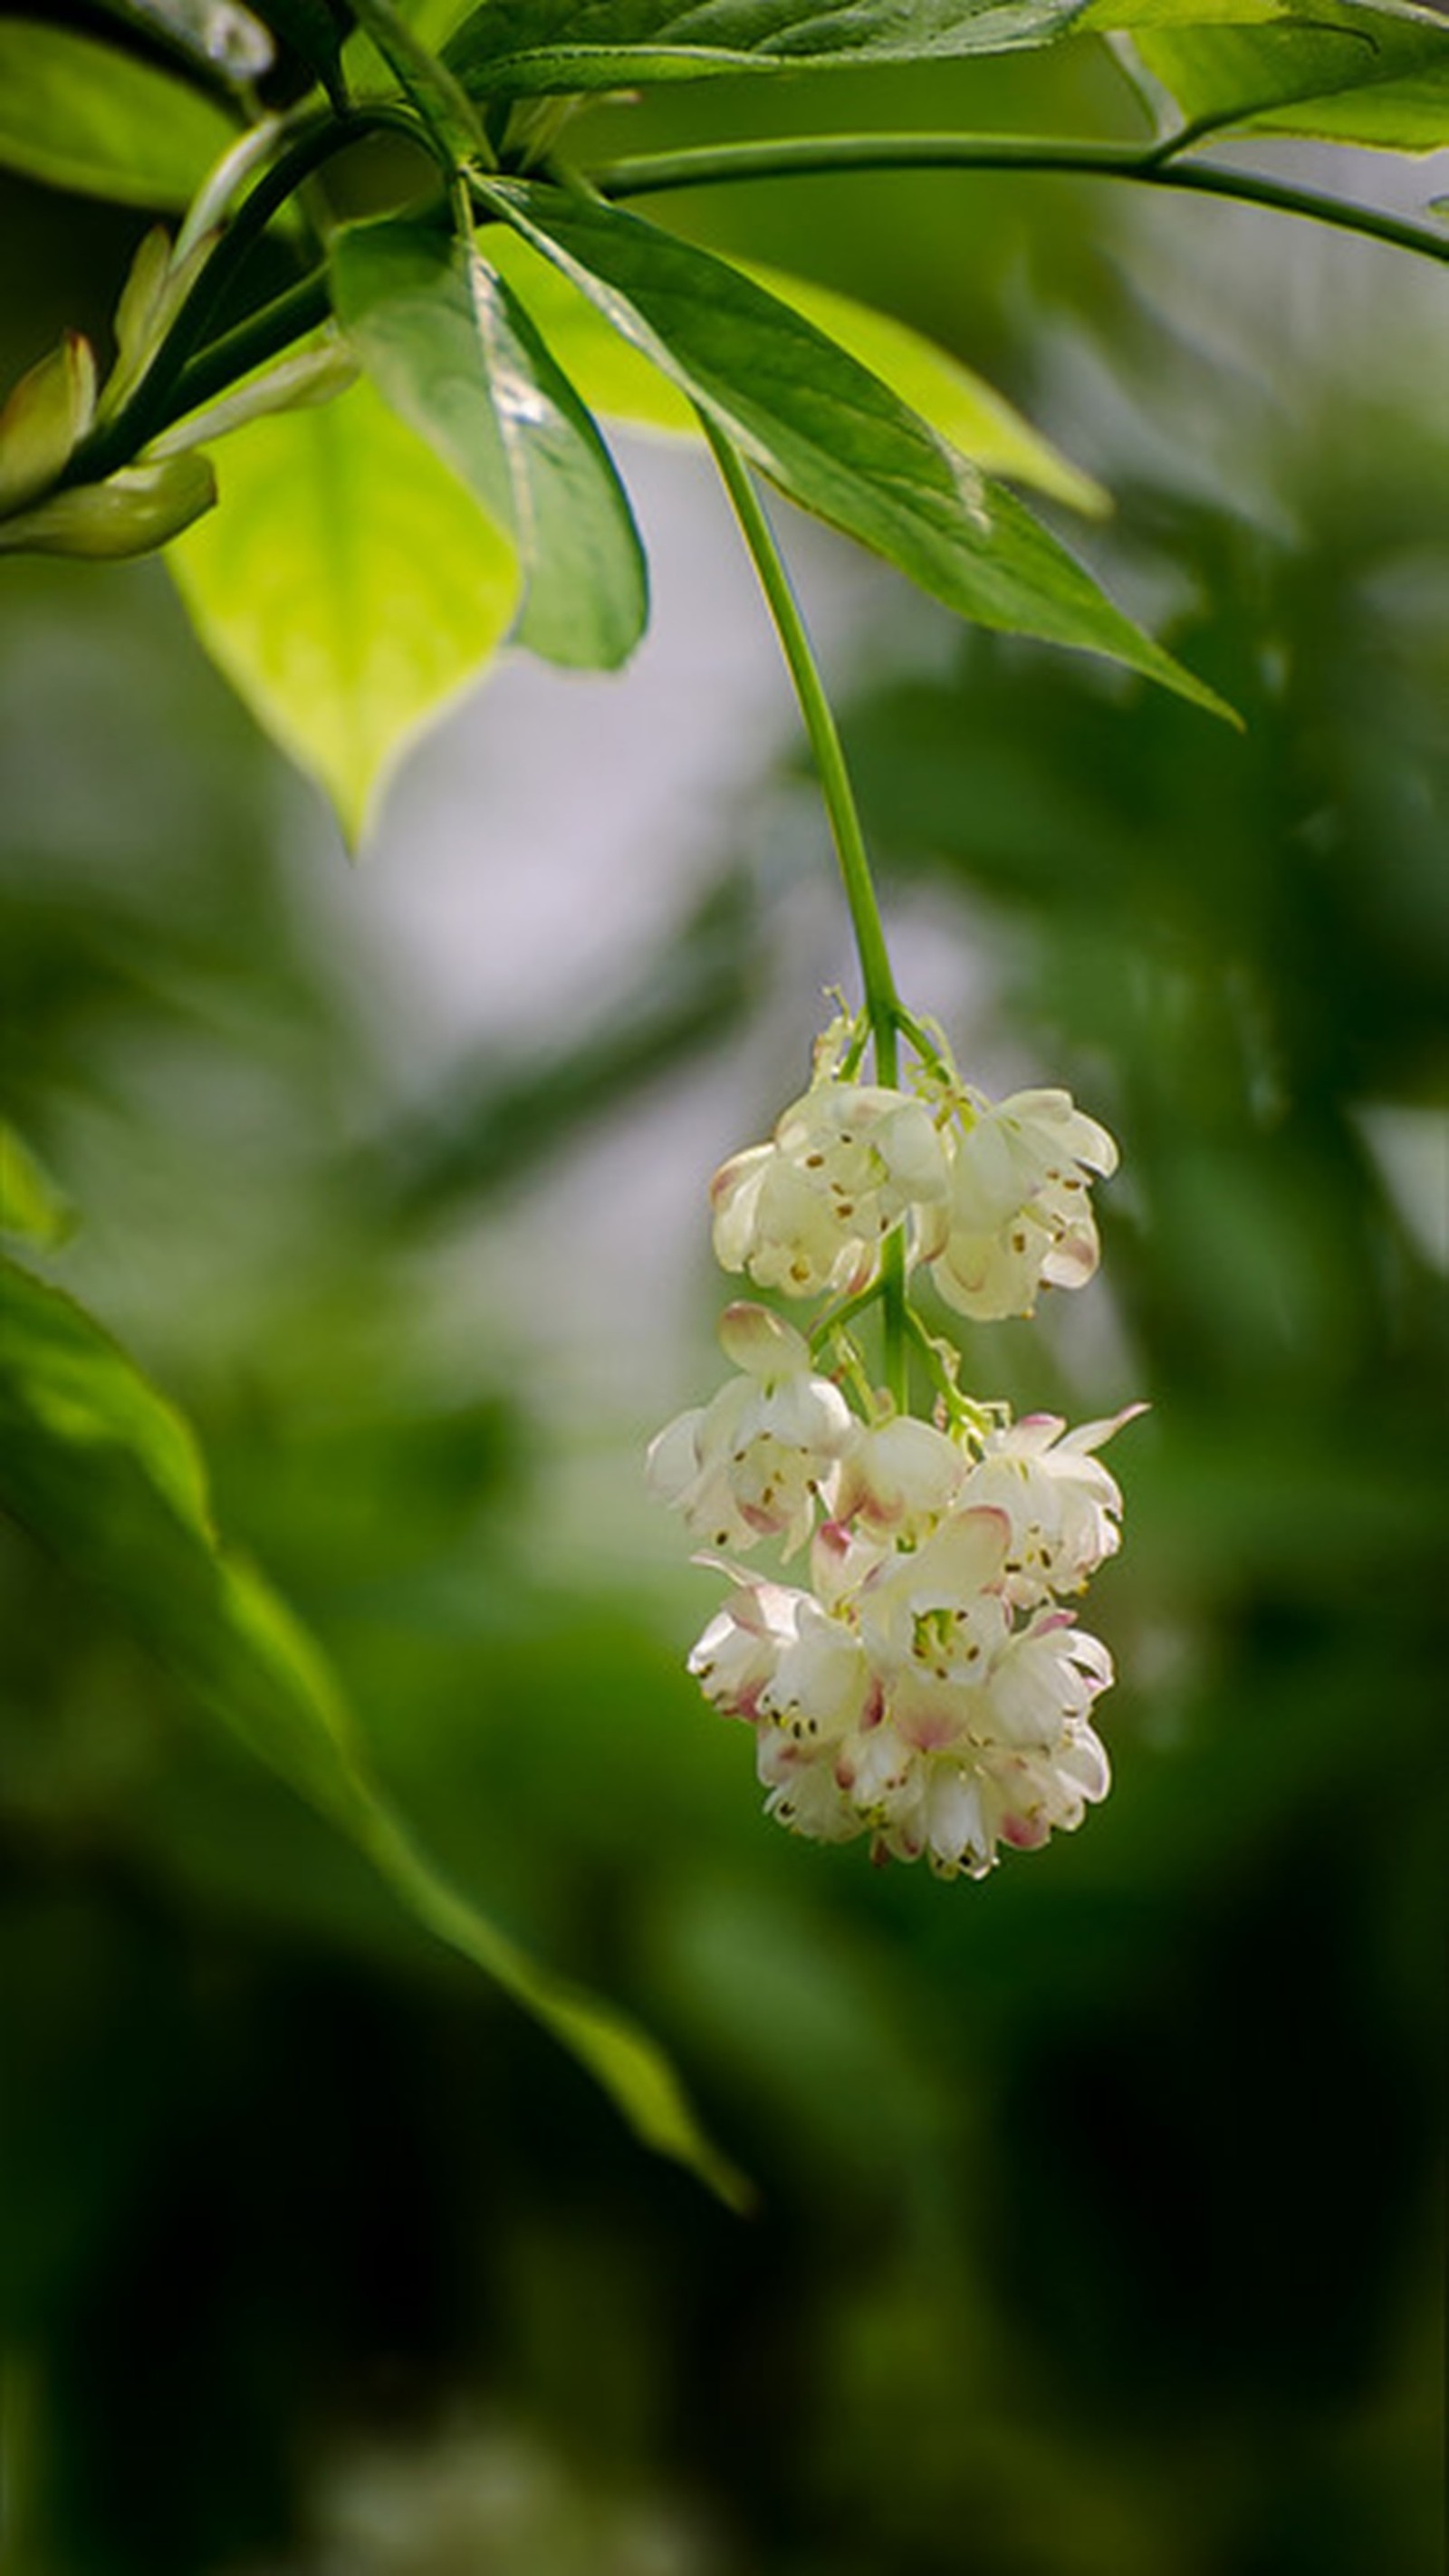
[1, 25, 1445, 2574]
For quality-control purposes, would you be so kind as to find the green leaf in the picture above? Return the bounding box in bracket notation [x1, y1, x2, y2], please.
[481, 187, 1232, 717]
[0, 1255, 749, 2211]
[167, 377, 521, 843]
[0, 1126, 75, 1252]
[744, 263, 1109, 516]
[0, 22, 240, 209]
[1116, 0, 1449, 151]
[486, 230, 1107, 514]
[331, 216, 648, 673]
[445, 0, 1089, 96]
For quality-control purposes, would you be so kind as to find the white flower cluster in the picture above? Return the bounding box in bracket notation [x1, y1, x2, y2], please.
[710, 1016, 1118, 1322]
[648, 1018, 1139, 1879]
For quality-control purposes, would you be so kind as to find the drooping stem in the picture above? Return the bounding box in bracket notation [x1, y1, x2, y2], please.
[702, 418, 909, 1406]
[598, 133, 1449, 270]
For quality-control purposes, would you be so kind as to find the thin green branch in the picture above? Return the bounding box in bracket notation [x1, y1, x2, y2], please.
[64, 104, 428, 487]
[598, 133, 1449, 269]
[702, 418, 909, 1407]
[165, 272, 332, 423]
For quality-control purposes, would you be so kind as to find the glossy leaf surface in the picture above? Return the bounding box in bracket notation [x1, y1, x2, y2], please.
[331, 216, 648, 672]
[0, 1256, 748, 2209]
[486, 229, 1106, 513]
[168, 378, 520, 843]
[483, 186, 1230, 715]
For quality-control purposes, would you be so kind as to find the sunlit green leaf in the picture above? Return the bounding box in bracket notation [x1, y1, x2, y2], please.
[331, 216, 648, 672]
[1117, 0, 1449, 150]
[167, 378, 520, 843]
[481, 186, 1230, 716]
[0, 22, 240, 208]
[486, 230, 1107, 514]
[0, 1255, 749, 2210]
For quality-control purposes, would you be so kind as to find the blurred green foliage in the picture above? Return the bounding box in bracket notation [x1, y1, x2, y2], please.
[1, 52, 1445, 2576]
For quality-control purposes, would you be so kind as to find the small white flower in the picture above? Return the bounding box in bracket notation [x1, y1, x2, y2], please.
[825, 1410, 966, 1542]
[711, 1077, 949, 1299]
[930, 1088, 1118, 1321]
[958, 1404, 1146, 1605]
[686, 1572, 807, 1721]
[647, 1303, 854, 1555]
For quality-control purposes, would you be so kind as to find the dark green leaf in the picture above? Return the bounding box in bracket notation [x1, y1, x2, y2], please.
[486, 229, 1107, 514]
[331, 215, 648, 673]
[0, 1255, 749, 2210]
[0, 21, 240, 208]
[1117, 0, 1449, 151]
[445, 0, 1089, 98]
[480, 185, 1232, 717]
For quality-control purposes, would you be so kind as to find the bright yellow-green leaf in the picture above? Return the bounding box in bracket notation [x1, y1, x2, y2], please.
[0, 1254, 750, 2211]
[1118, 0, 1449, 151]
[168, 379, 521, 844]
[0, 21, 239, 208]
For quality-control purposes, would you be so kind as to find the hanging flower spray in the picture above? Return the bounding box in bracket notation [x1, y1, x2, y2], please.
[649, 429, 1144, 1880]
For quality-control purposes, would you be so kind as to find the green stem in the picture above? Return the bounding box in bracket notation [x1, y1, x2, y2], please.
[702, 418, 909, 1406]
[63, 104, 427, 487]
[165, 272, 331, 422]
[350, 0, 495, 169]
[598, 133, 1449, 269]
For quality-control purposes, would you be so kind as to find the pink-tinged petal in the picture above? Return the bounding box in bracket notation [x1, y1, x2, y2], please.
[1011, 1412, 1068, 1452]
[1000, 1810, 1051, 1850]
[708, 1142, 770, 1214]
[907, 1504, 1012, 1608]
[1041, 1220, 1100, 1291]
[1059, 1401, 1150, 1457]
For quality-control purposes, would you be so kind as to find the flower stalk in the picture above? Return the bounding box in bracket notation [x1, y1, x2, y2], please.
[702, 417, 911, 1405]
